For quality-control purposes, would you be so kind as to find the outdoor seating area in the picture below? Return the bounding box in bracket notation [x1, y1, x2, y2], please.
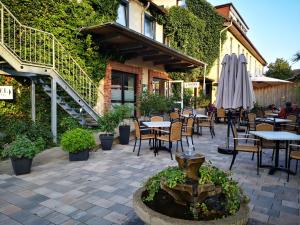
[0, 123, 299, 225]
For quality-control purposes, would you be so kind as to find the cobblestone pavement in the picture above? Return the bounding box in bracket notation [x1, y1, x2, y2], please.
[0, 124, 299, 225]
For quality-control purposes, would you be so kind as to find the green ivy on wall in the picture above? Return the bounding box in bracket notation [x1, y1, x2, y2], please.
[164, 0, 226, 81]
[1, 0, 121, 81]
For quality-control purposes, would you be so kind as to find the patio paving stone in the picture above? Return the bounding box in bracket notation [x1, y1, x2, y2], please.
[0, 123, 299, 225]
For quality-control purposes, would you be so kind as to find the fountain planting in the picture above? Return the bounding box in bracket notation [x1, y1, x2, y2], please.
[133, 152, 249, 225]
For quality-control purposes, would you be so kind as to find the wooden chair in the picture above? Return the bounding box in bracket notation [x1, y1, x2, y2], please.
[133, 120, 155, 156]
[245, 113, 256, 140]
[283, 115, 298, 133]
[217, 108, 226, 123]
[197, 113, 215, 138]
[287, 144, 300, 182]
[170, 112, 180, 122]
[182, 117, 195, 150]
[156, 121, 183, 160]
[151, 116, 164, 122]
[229, 127, 261, 175]
[255, 123, 276, 161]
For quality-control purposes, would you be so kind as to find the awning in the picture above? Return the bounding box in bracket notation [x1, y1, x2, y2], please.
[79, 23, 207, 72]
[251, 75, 292, 88]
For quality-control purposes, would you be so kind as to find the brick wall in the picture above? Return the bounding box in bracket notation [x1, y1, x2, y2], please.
[104, 61, 143, 116]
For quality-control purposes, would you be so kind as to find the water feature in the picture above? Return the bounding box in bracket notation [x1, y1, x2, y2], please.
[133, 151, 250, 225]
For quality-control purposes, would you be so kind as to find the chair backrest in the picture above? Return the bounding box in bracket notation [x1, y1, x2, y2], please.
[287, 115, 297, 123]
[248, 113, 256, 122]
[151, 116, 164, 122]
[170, 112, 180, 121]
[170, 121, 182, 141]
[182, 109, 193, 115]
[185, 117, 194, 136]
[134, 120, 141, 138]
[217, 108, 225, 117]
[256, 123, 273, 131]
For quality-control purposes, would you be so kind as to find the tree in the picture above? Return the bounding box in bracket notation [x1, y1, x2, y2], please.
[292, 51, 300, 63]
[265, 58, 293, 80]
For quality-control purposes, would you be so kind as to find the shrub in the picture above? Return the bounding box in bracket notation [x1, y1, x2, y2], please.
[61, 128, 96, 153]
[113, 104, 133, 126]
[98, 109, 121, 134]
[2, 135, 45, 159]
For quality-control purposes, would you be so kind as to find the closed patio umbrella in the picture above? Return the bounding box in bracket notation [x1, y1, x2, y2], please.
[232, 54, 255, 110]
[216, 54, 255, 154]
[215, 54, 231, 109]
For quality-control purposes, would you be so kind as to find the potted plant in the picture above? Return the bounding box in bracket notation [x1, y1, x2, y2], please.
[2, 135, 45, 175]
[61, 128, 96, 161]
[114, 104, 133, 145]
[98, 108, 120, 150]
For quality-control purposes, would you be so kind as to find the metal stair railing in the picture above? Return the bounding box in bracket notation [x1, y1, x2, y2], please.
[0, 1, 97, 107]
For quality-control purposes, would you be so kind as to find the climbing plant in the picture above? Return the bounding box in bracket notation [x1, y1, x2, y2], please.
[1, 0, 121, 81]
[164, 0, 226, 81]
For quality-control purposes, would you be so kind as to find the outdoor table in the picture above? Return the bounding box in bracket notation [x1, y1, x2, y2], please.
[181, 113, 208, 119]
[249, 131, 300, 175]
[264, 112, 278, 117]
[143, 121, 171, 154]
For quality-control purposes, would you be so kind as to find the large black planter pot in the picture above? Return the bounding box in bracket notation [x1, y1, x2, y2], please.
[11, 157, 33, 175]
[69, 149, 89, 161]
[119, 125, 130, 145]
[100, 134, 114, 150]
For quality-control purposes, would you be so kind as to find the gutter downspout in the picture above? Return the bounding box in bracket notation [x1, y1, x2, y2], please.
[141, 2, 150, 34]
[218, 20, 232, 82]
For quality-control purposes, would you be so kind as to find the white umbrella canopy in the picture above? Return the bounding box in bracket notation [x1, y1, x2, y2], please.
[215, 54, 231, 109]
[232, 54, 256, 109]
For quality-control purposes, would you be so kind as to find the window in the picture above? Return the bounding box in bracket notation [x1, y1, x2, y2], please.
[111, 71, 136, 114]
[152, 78, 166, 95]
[144, 14, 155, 39]
[116, 1, 128, 27]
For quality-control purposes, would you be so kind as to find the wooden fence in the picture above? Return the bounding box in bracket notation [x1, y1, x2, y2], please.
[253, 82, 300, 107]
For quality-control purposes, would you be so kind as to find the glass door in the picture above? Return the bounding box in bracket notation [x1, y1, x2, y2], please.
[111, 71, 136, 114]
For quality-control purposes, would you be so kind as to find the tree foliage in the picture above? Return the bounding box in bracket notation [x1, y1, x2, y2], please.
[292, 51, 300, 63]
[265, 58, 293, 80]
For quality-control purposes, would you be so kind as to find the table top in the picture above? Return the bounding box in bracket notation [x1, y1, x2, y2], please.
[143, 121, 171, 128]
[181, 114, 208, 118]
[249, 131, 300, 141]
[256, 117, 292, 123]
[264, 113, 278, 117]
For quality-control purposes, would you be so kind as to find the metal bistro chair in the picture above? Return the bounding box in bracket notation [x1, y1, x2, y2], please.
[182, 117, 195, 150]
[197, 112, 215, 138]
[230, 127, 261, 175]
[155, 121, 183, 160]
[283, 115, 298, 133]
[170, 112, 180, 122]
[287, 144, 300, 182]
[133, 120, 155, 156]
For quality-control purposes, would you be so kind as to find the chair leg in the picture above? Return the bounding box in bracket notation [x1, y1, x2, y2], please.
[256, 152, 260, 175]
[272, 149, 275, 161]
[186, 136, 189, 147]
[180, 140, 184, 152]
[176, 141, 178, 151]
[210, 127, 213, 139]
[137, 139, 142, 156]
[133, 138, 137, 152]
[169, 142, 173, 160]
[285, 148, 288, 168]
[191, 135, 195, 151]
[287, 157, 291, 182]
[229, 152, 237, 170]
[251, 152, 254, 160]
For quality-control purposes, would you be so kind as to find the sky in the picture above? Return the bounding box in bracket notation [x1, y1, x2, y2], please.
[208, 0, 300, 70]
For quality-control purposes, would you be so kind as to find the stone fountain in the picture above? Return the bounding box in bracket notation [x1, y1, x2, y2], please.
[133, 152, 249, 225]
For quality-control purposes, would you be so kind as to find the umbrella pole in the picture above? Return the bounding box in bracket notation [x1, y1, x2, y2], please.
[218, 109, 234, 154]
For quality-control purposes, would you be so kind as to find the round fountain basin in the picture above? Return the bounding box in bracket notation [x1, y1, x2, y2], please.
[133, 187, 250, 225]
